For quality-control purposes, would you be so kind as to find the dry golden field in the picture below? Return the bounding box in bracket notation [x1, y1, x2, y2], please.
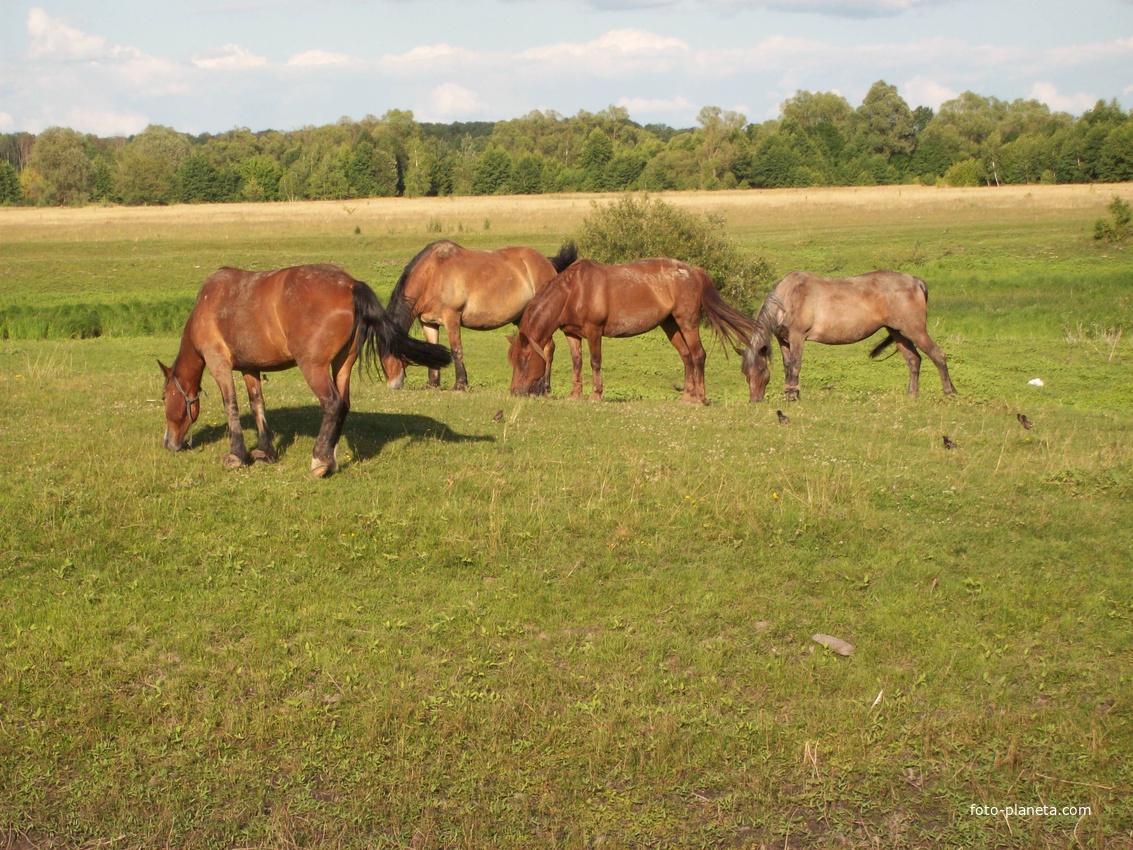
[3, 183, 1129, 245]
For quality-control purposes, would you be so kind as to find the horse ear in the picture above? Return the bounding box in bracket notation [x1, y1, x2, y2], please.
[158, 359, 172, 379]
[505, 334, 517, 345]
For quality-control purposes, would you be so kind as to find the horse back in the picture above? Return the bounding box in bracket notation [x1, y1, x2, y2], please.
[776, 270, 928, 343]
[190, 265, 356, 369]
[404, 242, 554, 329]
[558, 258, 700, 337]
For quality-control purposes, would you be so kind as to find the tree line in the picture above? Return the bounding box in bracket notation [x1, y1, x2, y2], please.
[2, 81, 1131, 207]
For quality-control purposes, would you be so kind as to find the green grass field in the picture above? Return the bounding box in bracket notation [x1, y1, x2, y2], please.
[1, 186, 1132, 848]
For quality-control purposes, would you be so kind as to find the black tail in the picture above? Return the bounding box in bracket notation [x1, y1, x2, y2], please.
[353, 281, 452, 374]
[548, 240, 578, 273]
[869, 335, 895, 359]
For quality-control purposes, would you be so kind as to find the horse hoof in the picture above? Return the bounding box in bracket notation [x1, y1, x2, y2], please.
[251, 448, 276, 464]
[222, 452, 247, 469]
[310, 457, 339, 478]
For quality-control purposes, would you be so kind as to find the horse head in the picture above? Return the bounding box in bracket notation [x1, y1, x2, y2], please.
[742, 290, 784, 402]
[742, 340, 771, 402]
[159, 359, 200, 451]
[507, 332, 549, 396]
[379, 351, 406, 390]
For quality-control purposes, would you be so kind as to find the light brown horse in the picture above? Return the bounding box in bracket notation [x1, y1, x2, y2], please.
[742, 270, 956, 402]
[160, 264, 452, 477]
[381, 240, 577, 391]
[508, 258, 757, 403]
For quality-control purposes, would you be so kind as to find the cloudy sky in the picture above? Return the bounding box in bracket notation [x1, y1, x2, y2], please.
[2, 0, 1131, 137]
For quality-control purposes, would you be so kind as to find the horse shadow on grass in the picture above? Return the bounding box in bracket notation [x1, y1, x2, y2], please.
[191, 406, 493, 464]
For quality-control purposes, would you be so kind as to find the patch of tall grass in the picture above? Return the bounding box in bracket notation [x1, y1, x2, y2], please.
[0, 298, 196, 340]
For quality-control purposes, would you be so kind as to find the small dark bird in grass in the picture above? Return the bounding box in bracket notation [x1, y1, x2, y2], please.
[492, 409, 504, 422]
[777, 409, 790, 426]
[1017, 413, 1034, 430]
[942, 435, 958, 450]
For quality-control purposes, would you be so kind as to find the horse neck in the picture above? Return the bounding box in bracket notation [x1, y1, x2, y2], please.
[751, 293, 782, 349]
[173, 332, 206, 392]
[524, 271, 573, 344]
[386, 246, 435, 331]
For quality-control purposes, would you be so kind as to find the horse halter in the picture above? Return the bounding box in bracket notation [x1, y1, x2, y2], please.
[168, 371, 200, 424]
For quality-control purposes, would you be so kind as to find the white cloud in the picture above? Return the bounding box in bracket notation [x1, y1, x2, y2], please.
[379, 44, 485, 76]
[110, 46, 189, 95]
[902, 76, 958, 110]
[616, 95, 695, 113]
[521, 29, 690, 76]
[287, 50, 358, 68]
[192, 44, 267, 70]
[704, 0, 947, 16]
[429, 83, 489, 118]
[0, 112, 13, 132]
[63, 107, 149, 137]
[26, 7, 108, 61]
[1049, 34, 1133, 68]
[1029, 82, 1098, 113]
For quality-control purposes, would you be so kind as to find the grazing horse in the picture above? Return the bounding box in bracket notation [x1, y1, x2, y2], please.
[381, 240, 577, 391]
[742, 270, 956, 402]
[159, 264, 452, 477]
[508, 258, 757, 404]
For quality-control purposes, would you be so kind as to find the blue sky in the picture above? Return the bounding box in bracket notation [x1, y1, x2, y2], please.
[2, 0, 1131, 136]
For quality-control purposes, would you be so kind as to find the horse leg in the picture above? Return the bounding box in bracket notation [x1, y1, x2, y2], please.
[781, 335, 805, 402]
[324, 349, 357, 471]
[211, 367, 251, 468]
[242, 371, 277, 463]
[903, 328, 956, 395]
[888, 331, 923, 396]
[567, 335, 584, 400]
[535, 336, 555, 396]
[422, 324, 443, 388]
[299, 360, 348, 478]
[587, 330, 604, 401]
[662, 317, 706, 404]
[443, 312, 469, 391]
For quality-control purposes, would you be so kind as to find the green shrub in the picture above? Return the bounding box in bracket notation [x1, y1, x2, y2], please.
[574, 194, 775, 310]
[943, 158, 981, 187]
[1094, 194, 1132, 243]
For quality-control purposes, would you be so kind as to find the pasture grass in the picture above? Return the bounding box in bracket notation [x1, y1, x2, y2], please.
[2, 186, 1132, 848]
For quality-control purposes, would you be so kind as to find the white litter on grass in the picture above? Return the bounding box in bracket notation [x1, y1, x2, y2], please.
[812, 634, 854, 656]
[1028, 378, 1044, 387]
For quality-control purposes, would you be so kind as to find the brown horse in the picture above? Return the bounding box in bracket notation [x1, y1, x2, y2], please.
[159, 264, 452, 477]
[742, 270, 956, 402]
[381, 240, 577, 391]
[508, 258, 757, 403]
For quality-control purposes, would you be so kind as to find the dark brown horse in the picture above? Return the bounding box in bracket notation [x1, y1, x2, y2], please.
[508, 258, 757, 403]
[382, 240, 577, 391]
[160, 264, 452, 477]
[742, 270, 956, 402]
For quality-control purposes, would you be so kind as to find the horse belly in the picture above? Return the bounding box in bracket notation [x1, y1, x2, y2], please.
[601, 290, 670, 338]
[461, 286, 530, 330]
[223, 328, 295, 370]
[598, 310, 661, 340]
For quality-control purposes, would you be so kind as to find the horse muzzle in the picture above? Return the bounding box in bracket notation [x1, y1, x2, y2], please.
[163, 428, 185, 452]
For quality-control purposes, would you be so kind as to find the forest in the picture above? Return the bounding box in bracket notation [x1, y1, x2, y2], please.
[2, 80, 1131, 207]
